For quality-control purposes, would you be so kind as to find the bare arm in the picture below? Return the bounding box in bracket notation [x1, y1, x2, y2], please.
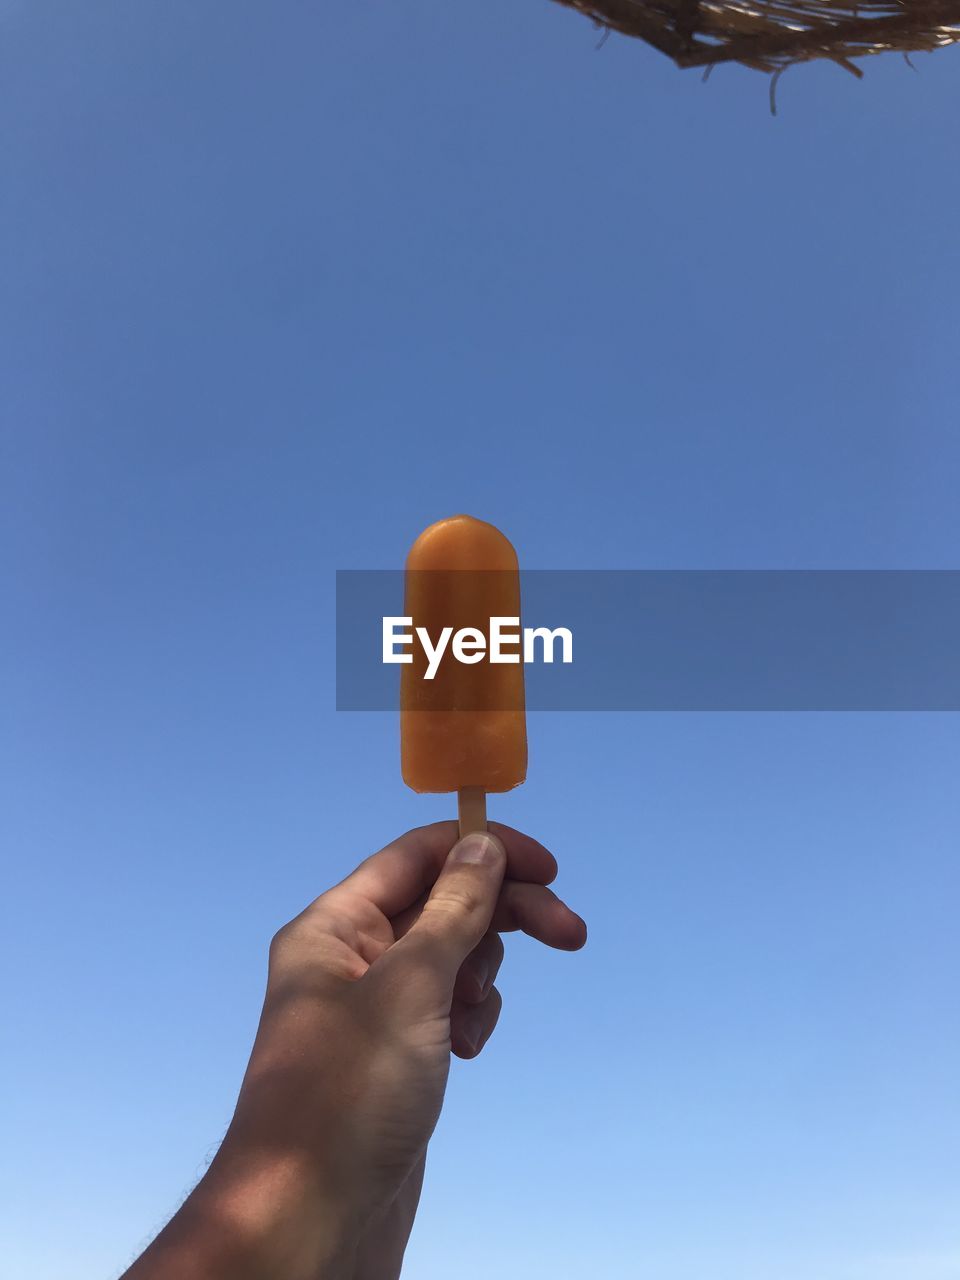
[122, 822, 587, 1280]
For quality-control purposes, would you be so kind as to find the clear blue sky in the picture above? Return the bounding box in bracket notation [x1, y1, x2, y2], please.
[2, 4, 959, 1279]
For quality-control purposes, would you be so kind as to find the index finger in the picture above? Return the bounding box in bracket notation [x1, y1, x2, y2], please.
[333, 820, 558, 919]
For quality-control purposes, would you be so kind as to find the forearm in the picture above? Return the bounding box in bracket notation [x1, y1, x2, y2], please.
[123, 1134, 360, 1280]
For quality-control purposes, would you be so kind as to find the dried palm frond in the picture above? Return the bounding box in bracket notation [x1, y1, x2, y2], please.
[552, 0, 960, 74]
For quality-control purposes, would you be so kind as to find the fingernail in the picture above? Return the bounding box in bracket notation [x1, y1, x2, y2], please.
[463, 1012, 485, 1055]
[449, 833, 499, 866]
[474, 960, 490, 996]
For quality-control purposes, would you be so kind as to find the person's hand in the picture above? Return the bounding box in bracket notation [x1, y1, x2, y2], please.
[124, 821, 586, 1280]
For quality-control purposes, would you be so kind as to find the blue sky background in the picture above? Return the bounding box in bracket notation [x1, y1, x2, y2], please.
[2, 3, 959, 1278]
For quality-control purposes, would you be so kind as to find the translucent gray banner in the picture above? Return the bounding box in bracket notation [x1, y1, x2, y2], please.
[336, 570, 960, 710]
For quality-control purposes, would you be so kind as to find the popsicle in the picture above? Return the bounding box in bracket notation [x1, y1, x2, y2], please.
[401, 515, 527, 836]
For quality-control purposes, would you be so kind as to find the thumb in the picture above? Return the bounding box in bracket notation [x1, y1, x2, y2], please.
[394, 831, 506, 990]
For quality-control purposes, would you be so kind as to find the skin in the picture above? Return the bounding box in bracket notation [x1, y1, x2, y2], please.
[122, 821, 587, 1280]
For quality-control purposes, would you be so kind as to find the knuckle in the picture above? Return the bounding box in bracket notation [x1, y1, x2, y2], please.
[269, 922, 293, 958]
[429, 881, 486, 919]
[268, 915, 310, 966]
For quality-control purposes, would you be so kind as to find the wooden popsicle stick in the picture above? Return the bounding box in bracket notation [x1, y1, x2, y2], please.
[457, 786, 487, 837]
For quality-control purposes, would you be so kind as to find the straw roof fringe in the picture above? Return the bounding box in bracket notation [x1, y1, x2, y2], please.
[553, 0, 960, 73]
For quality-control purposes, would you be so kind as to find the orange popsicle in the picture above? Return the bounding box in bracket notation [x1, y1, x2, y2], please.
[401, 515, 527, 835]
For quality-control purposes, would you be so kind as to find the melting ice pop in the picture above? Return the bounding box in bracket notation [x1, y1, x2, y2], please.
[401, 515, 527, 836]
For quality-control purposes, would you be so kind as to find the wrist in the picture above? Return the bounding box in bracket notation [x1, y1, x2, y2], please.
[185, 1133, 363, 1280]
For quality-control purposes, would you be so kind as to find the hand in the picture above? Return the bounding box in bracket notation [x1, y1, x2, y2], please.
[123, 822, 586, 1280]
